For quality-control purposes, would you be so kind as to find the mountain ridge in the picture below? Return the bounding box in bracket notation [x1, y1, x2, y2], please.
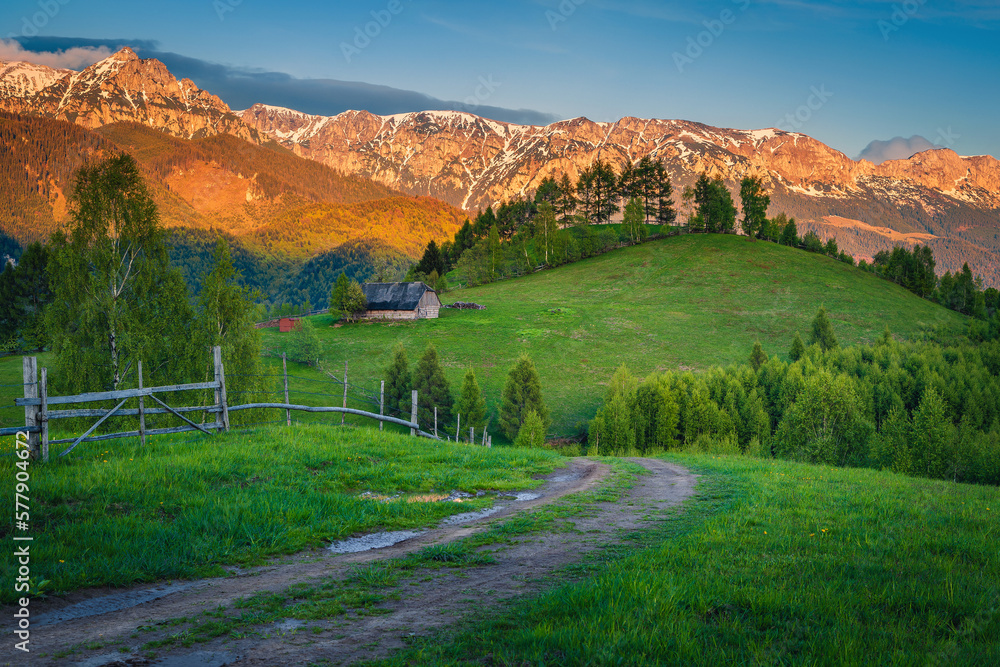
[2, 48, 998, 284]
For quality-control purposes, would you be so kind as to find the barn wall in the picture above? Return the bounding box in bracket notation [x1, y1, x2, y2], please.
[364, 309, 418, 320]
[417, 291, 441, 319]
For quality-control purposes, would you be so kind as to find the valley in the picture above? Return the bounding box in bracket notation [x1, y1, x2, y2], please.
[1, 34, 999, 667]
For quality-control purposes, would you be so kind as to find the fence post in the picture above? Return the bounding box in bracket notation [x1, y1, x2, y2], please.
[456, 413, 461, 442]
[137, 360, 146, 448]
[482, 426, 487, 447]
[342, 361, 348, 426]
[282, 353, 291, 427]
[470, 426, 474, 445]
[379, 380, 384, 431]
[434, 407, 438, 438]
[213, 346, 230, 432]
[410, 390, 418, 436]
[22, 356, 39, 460]
[39, 367, 49, 462]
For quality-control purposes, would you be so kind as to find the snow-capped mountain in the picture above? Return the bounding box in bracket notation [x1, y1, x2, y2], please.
[239, 103, 1000, 215]
[239, 104, 1000, 284]
[1, 48, 998, 283]
[0, 60, 71, 100]
[0, 48, 260, 142]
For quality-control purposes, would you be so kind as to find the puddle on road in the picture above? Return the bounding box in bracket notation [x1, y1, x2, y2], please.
[35, 581, 199, 627]
[549, 473, 582, 483]
[441, 490, 541, 525]
[500, 491, 542, 501]
[328, 530, 423, 553]
[73, 650, 239, 667]
[152, 651, 240, 666]
[439, 505, 505, 526]
[331, 488, 543, 552]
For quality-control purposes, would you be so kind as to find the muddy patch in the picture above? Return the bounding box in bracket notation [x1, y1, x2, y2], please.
[327, 530, 424, 554]
[34, 582, 201, 627]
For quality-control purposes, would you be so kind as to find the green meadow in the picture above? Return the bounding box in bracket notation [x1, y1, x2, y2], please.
[264, 234, 966, 437]
[381, 454, 1000, 666]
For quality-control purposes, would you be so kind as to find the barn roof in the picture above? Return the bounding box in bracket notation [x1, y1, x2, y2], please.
[362, 282, 435, 311]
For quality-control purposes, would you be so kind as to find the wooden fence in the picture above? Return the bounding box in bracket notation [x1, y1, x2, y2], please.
[3, 346, 450, 462]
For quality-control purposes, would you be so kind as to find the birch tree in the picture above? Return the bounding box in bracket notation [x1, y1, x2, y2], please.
[47, 153, 195, 393]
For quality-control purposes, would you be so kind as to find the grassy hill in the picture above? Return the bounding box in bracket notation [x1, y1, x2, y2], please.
[264, 233, 967, 437]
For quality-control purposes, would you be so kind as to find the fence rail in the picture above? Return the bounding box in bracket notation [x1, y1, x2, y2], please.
[4, 349, 474, 462]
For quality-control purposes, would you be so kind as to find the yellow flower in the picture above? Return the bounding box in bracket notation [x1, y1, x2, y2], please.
[809, 533, 815, 537]
[59, 560, 64, 563]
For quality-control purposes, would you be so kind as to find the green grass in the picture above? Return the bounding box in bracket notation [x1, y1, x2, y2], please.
[264, 234, 966, 437]
[0, 423, 561, 603]
[117, 457, 644, 659]
[0, 351, 54, 431]
[378, 454, 1000, 666]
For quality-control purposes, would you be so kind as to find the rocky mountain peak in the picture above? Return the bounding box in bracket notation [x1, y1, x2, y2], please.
[108, 46, 140, 62]
[0, 48, 261, 143]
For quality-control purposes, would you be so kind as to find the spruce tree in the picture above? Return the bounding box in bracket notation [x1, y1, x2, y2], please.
[556, 172, 577, 223]
[808, 306, 839, 351]
[779, 217, 799, 246]
[455, 367, 487, 430]
[499, 354, 550, 440]
[789, 332, 806, 361]
[415, 240, 447, 277]
[514, 409, 546, 448]
[384, 344, 412, 417]
[749, 341, 767, 371]
[913, 387, 952, 479]
[412, 344, 454, 428]
[654, 162, 677, 225]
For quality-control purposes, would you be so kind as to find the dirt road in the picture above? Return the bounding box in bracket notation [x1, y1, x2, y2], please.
[19, 457, 697, 666]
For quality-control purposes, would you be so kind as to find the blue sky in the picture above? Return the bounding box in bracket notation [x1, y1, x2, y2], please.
[2, 0, 998, 160]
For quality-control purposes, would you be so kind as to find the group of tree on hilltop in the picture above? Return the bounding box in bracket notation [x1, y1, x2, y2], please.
[401, 155, 999, 328]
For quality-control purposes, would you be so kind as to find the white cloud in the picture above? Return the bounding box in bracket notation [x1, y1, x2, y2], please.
[857, 135, 940, 164]
[0, 39, 111, 70]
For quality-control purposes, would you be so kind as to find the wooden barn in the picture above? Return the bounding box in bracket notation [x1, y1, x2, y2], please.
[278, 317, 301, 333]
[361, 282, 441, 320]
